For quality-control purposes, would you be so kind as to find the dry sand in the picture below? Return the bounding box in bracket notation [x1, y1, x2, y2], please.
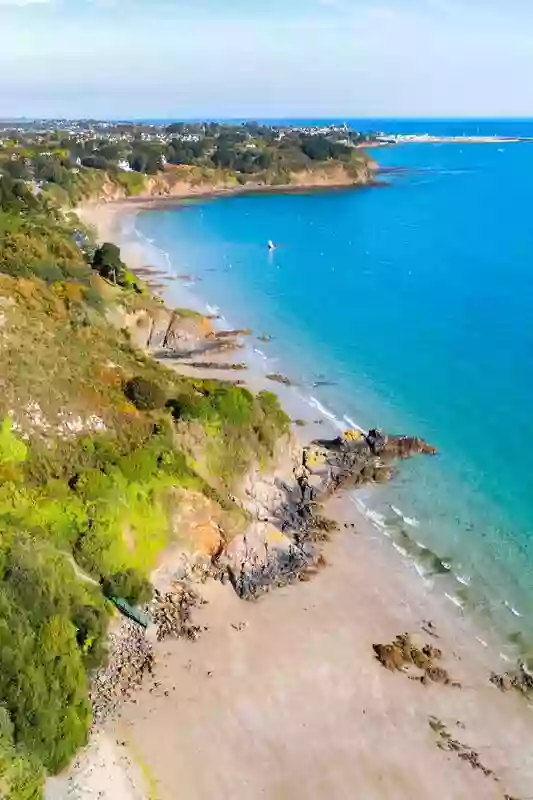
[59, 200, 533, 800]
[44, 732, 149, 800]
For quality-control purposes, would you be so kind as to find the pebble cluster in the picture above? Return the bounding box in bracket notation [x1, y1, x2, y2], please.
[90, 621, 154, 727]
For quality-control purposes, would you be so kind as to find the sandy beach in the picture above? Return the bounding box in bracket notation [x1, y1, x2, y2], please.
[111, 522, 533, 800]
[60, 199, 533, 800]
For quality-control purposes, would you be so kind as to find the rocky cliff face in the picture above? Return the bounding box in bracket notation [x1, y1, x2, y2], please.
[94, 160, 376, 203]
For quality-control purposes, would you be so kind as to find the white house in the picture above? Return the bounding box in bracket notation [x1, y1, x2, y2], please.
[117, 159, 132, 172]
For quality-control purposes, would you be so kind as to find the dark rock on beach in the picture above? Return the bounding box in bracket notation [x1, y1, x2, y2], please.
[428, 717, 497, 780]
[185, 361, 248, 371]
[490, 661, 533, 697]
[266, 373, 292, 386]
[207, 328, 252, 339]
[152, 583, 205, 642]
[372, 632, 459, 687]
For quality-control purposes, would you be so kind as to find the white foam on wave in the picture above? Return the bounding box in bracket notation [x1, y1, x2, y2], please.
[390, 504, 420, 528]
[456, 574, 471, 587]
[392, 542, 408, 557]
[350, 496, 389, 534]
[367, 509, 388, 530]
[413, 562, 426, 578]
[307, 396, 345, 431]
[504, 601, 523, 618]
[444, 592, 464, 609]
[475, 636, 488, 648]
[342, 414, 366, 434]
[499, 652, 512, 663]
[205, 303, 228, 326]
[412, 561, 434, 588]
[131, 222, 171, 270]
[253, 348, 267, 359]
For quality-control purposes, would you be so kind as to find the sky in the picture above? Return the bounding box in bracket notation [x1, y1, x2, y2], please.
[1, 0, 532, 119]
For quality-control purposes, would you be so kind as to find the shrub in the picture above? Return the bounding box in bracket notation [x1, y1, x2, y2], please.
[102, 568, 152, 605]
[0, 707, 45, 800]
[124, 376, 167, 410]
[0, 577, 92, 773]
[72, 603, 108, 671]
[91, 242, 126, 285]
[0, 418, 28, 467]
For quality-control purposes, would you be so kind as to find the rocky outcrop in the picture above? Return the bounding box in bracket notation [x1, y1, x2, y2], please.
[109, 303, 213, 353]
[309, 429, 437, 496]
[218, 428, 436, 600]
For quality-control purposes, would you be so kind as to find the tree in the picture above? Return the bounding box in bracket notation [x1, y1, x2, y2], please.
[0, 707, 44, 800]
[1, 159, 31, 182]
[92, 242, 126, 285]
[0, 592, 91, 773]
[0, 176, 39, 215]
[124, 376, 167, 410]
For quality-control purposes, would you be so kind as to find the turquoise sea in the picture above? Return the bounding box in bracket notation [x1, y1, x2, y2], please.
[135, 122, 533, 649]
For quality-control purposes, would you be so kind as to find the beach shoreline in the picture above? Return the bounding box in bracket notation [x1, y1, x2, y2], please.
[61, 199, 533, 800]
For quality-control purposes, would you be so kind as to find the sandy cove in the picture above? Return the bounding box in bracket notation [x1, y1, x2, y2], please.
[54, 200, 533, 800]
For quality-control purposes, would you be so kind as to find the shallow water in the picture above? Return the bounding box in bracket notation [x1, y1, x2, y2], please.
[136, 130, 533, 645]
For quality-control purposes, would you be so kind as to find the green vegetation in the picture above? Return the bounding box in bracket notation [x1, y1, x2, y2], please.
[124, 376, 167, 410]
[92, 241, 127, 285]
[102, 569, 153, 606]
[0, 159, 291, 796]
[0, 707, 45, 800]
[0, 121, 373, 204]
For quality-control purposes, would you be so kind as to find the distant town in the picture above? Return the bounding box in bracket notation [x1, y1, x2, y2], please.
[0, 119, 373, 176]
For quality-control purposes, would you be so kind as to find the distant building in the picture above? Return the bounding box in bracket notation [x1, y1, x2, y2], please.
[117, 159, 132, 171]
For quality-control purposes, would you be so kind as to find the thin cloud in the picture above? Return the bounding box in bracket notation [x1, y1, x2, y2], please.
[0, 0, 51, 4]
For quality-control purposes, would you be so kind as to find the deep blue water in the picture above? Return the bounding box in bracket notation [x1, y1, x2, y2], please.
[136, 126, 533, 646]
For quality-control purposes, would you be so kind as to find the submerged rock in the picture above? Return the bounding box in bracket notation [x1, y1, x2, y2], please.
[490, 661, 533, 697]
[266, 373, 292, 386]
[185, 361, 247, 371]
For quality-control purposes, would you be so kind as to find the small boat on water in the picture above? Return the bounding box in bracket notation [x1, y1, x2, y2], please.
[267, 240, 276, 251]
